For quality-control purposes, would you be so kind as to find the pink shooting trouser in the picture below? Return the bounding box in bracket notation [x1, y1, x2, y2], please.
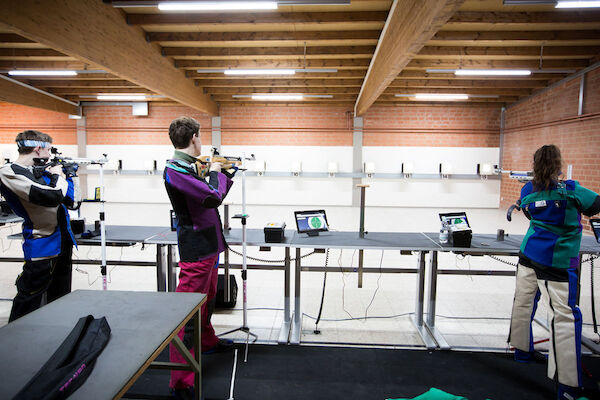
[169, 254, 219, 389]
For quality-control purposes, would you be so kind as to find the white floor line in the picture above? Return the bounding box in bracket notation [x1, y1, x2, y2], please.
[227, 348, 238, 400]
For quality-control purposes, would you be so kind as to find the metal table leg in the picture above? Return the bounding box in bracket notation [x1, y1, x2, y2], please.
[155, 244, 167, 292]
[290, 248, 302, 345]
[167, 244, 177, 292]
[278, 247, 292, 344]
[410, 251, 437, 349]
[194, 308, 202, 400]
[424, 251, 449, 349]
[224, 248, 230, 303]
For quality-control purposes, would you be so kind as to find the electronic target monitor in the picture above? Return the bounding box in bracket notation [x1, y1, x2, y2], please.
[295, 210, 329, 236]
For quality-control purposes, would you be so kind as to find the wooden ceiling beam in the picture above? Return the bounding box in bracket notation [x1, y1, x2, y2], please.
[396, 70, 567, 80]
[383, 87, 532, 96]
[205, 87, 361, 95]
[0, 74, 77, 114]
[198, 79, 364, 87]
[430, 30, 600, 46]
[0, 61, 90, 69]
[448, 11, 600, 24]
[163, 46, 375, 57]
[405, 59, 590, 69]
[48, 87, 155, 95]
[212, 94, 359, 102]
[188, 70, 366, 79]
[416, 46, 600, 59]
[127, 11, 389, 25]
[176, 59, 370, 69]
[0, 49, 66, 57]
[390, 79, 547, 88]
[377, 94, 519, 102]
[147, 31, 382, 43]
[27, 80, 140, 88]
[0, 0, 217, 115]
[355, 0, 465, 116]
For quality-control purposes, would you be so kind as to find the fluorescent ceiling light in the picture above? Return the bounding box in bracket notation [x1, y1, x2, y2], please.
[251, 94, 303, 101]
[224, 69, 296, 75]
[414, 93, 469, 101]
[8, 70, 77, 76]
[455, 69, 531, 76]
[158, 2, 278, 11]
[556, 1, 600, 7]
[96, 94, 147, 101]
[68, 114, 82, 120]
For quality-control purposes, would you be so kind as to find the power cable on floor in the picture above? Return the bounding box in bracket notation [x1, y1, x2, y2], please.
[314, 248, 329, 334]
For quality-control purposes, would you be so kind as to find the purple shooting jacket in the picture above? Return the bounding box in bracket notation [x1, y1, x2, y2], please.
[163, 157, 234, 263]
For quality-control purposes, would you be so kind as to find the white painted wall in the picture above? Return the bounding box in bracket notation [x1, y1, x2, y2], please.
[2, 144, 502, 217]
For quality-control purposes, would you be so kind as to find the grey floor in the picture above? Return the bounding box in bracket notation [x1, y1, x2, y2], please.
[1, 205, 599, 354]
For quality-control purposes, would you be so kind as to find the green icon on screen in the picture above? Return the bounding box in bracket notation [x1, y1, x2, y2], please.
[309, 217, 322, 229]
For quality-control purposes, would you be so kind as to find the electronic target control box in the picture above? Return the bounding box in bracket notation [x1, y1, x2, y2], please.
[264, 222, 286, 243]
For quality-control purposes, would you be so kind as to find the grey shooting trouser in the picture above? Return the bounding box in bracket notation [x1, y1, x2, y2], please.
[509, 264, 582, 388]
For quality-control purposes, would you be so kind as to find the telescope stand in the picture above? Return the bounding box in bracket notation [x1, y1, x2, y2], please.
[218, 161, 257, 362]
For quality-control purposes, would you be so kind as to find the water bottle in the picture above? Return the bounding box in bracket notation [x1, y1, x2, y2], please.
[439, 223, 449, 244]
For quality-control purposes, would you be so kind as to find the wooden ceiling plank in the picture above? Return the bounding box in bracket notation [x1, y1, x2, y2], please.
[163, 46, 376, 57]
[206, 87, 361, 95]
[355, 0, 465, 116]
[148, 30, 382, 43]
[430, 30, 600, 46]
[26, 80, 140, 87]
[127, 11, 389, 25]
[405, 59, 589, 69]
[0, 61, 90, 69]
[418, 46, 600, 58]
[188, 70, 366, 79]
[198, 79, 364, 87]
[0, 74, 77, 114]
[0, 0, 217, 115]
[448, 11, 600, 24]
[177, 59, 370, 69]
[390, 79, 547, 88]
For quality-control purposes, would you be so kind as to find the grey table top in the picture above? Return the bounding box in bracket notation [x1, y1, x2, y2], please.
[290, 231, 444, 251]
[145, 228, 293, 247]
[0, 289, 205, 399]
[0, 213, 22, 225]
[8, 225, 171, 245]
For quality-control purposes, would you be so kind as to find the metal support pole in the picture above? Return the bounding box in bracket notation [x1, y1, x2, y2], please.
[155, 244, 167, 292]
[410, 251, 437, 349]
[291, 247, 302, 345]
[357, 184, 368, 288]
[223, 204, 230, 302]
[425, 251, 449, 349]
[578, 73, 585, 116]
[194, 309, 202, 400]
[278, 246, 292, 344]
[167, 244, 177, 291]
[358, 249, 364, 288]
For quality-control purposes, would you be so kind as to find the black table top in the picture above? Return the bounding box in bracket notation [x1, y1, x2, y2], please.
[0, 289, 206, 399]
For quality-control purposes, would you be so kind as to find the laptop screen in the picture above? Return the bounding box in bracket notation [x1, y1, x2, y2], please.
[294, 210, 329, 234]
[439, 212, 470, 231]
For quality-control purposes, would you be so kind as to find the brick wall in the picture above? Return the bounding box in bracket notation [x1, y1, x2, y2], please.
[0, 102, 77, 145]
[501, 67, 600, 233]
[363, 105, 501, 147]
[220, 105, 354, 146]
[84, 104, 211, 145]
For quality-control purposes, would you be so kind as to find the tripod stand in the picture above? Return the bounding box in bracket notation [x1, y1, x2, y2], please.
[219, 153, 257, 362]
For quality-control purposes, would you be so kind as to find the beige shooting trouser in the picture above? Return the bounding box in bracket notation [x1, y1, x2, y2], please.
[509, 264, 582, 388]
